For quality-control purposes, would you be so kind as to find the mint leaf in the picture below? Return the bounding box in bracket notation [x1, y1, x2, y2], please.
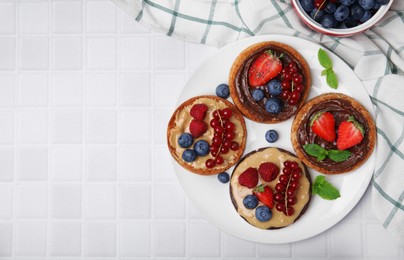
[326, 69, 338, 89]
[304, 143, 351, 162]
[303, 143, 326, 157]
[318, 48, 338, 89]
[317, 150, 328, 161]
[312, 175, 340, 200]
[327, 150, 351, 162]
[318, 48, 332, 69]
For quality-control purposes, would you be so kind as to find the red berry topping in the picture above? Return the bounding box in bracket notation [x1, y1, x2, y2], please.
[258, 162, 279, 182]
[221, 108, 233, 119]
[274, 192, 284, 203]
[253, 184, 274, 209]
[281, 80, 291, 90]
[205, 159, 215, 168]
[310, 111, 336, 142]
[337, 116, 365, 150]
[190, 104, 208, 120]
[230, 141, 239, 151]
[248, 50, 283, 87]
[276, 203, 285, 212]
[281, 90, 290, 100]
[284, 206, 295, 216]
[215, 156, 224, 165]
[238, 167, 259, 188]
[189, 119, 207, 138]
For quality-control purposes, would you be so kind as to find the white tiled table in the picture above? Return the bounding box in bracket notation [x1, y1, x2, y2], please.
[0, 0, 403, 259]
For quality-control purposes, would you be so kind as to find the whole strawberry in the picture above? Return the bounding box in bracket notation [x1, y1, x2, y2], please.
[311, 111, 336, 142]
[248, 50, 283, 87]
[337, 116, 364, 150]
[258, 162, 279, 182]
[190, 104, 208, 121]
[238, 167, 259, 188]
[189, 119, 207, 138]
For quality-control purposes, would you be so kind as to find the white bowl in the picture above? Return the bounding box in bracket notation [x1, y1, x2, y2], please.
[291, 0, 393, 37]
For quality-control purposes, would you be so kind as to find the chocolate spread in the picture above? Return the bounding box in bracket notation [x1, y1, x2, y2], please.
[235, 46, 307, 121]
[297, 98, 370, 172]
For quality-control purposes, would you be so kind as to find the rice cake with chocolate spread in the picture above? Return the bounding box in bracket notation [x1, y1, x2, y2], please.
[291, 93, 376, 175]
[229, 41, 311, 123]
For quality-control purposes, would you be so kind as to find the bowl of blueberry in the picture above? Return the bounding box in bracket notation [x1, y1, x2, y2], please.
[292, 0, 393, 37]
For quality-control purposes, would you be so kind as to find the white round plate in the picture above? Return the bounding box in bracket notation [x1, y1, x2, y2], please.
[171, 35, 376, 243]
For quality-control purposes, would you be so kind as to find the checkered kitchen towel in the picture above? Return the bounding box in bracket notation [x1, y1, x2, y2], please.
[112, 0, 404, 246]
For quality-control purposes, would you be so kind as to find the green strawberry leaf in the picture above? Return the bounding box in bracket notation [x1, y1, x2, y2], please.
[326, 69, 338, 89]
[318, 48, 332, 69]
[312, 175, 340, 200]
[327, 150, 352, 162]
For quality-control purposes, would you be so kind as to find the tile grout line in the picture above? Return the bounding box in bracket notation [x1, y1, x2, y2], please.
[81, 0, 87, 257]
[115, 3, 121, 257]
[11, 0, 20, 257]
[47, 0, 55, 257]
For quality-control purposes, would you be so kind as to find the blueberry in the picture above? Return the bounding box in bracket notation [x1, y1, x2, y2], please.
[243, 195, 259, 209]
[265, 129, 278, 143]
[350, 4, 364, 20]
[321, 13, 338, 28]
[178, 133, 194, 148]
[265, 97, 282, 114]
[300, 0, 314, 12]
[359, 0, 375, 10]
[334, 5, 349, 21]
[310, 8, 326, 22]
[182, 149, 197, 162]
[325, 2, 337, 13]
[359, 10, 372, 22]
[252, 89, 264, 101]
[193, 140, 210, 156]
[255, 206, 272, 222]
[216, 84, 230, 99]
[339, 0, 355, 6]
[373, 3, 381, 9]
[217, 172, 230, 183]
[267, 79, 282, 96]
[376, 0, 389, 5]
[344, 15, 359, 28]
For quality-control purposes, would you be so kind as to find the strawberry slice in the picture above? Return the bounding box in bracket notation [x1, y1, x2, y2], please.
[253, 184, 274, 209]
[238, 167, 259, 188]
[337, 116, 364, 150]
[248, 50, 283, 87]
[190, 104, 208, 121]
[310, 111, 336, 142]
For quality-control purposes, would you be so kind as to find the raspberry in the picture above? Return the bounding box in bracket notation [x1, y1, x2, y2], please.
[190, 104, 208, 121]
[238, 167, 258, 188]
[258, 162, 279, 182]
[189, 119, 207, 138]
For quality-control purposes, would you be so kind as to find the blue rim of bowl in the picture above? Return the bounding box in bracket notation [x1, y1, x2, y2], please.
[291, 0, 394, 37]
